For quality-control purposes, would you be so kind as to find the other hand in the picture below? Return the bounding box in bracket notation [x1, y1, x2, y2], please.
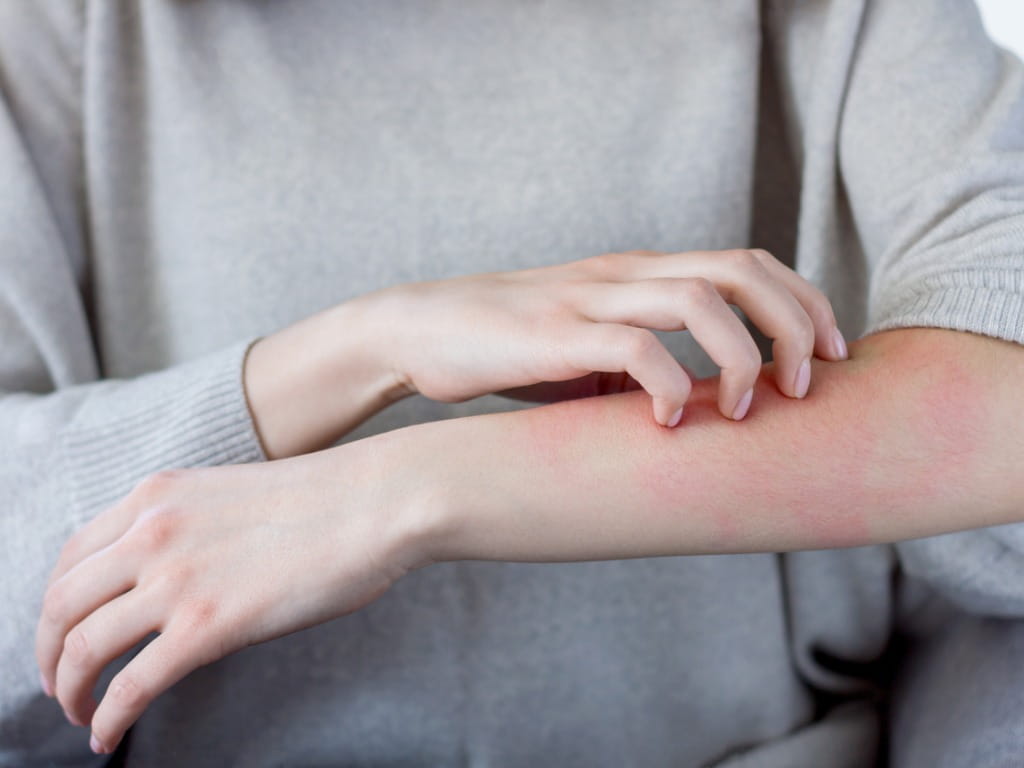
[373, 248, 847, 425]
[35, 443, 426, 755]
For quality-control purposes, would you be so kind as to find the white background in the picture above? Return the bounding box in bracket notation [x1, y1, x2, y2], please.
[975, 0, 1024, 60]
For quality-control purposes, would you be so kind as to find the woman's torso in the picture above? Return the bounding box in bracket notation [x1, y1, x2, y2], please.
[79, 1, 890, 765]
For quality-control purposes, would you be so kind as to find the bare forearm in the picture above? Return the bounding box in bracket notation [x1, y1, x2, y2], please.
[391, 329, 1024, 563]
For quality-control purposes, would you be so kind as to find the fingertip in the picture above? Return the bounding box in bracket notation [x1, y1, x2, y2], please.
[40, 672, 53, 698]
[731, 389, 753, 421]
[90, 732, 111, 755]
[62, 706, 84, 727]
[61, 685, 99, 728]
[794, 358, 811, 398]
[831, 327, 848, 360]
[666, 406, 684, 428]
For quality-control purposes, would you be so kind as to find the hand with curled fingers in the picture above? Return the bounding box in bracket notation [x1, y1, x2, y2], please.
[35, 246, 847, 756]
[377, 248, 848, 425]
[35, 445, 423, 756]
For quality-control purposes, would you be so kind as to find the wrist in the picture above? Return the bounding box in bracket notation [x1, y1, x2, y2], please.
[366, 421, 464, 571]
[322, 293, 415, 407]
[243, 296, 411, 460]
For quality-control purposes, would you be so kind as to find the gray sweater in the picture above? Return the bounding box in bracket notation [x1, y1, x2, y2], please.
[1, 1, 1023, 766]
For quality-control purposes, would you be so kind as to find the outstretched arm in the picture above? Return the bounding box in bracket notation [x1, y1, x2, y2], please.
[399, 327, 1023, 562]
[36, 325, 1024, 755]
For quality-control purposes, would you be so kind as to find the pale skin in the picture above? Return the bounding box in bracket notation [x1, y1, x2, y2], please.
[242, 248, 847, 459]
[34, 251, 1024, 755]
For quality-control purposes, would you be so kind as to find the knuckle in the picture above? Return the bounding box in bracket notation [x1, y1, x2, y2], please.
[670, 374, 693, 401]
[744, 346, 764, 372]
[810, 294, 839, 328]
[108, 672, 146, 710]
[176, 597, 220, 634]
[622, 329, 659, 362]
[791, 315, 816, 349]
[728, 248, 758, 268]
[63, 628, 91, 668]
[130, 507, 181, 552]
[731, 249, 770, 278]
[683, 277, 718, 307]
[747, 248, 776, 265]
[734, 338, 763, 374]
[578, 252, 616, 276]
[133, 470, 183, 502]
[149, 558, 195, 595]
[42, 585, 67, 626]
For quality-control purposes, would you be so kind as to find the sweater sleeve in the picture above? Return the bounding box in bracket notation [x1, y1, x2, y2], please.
[0, 4, 265, 765]
[835, 0, 1024, 615]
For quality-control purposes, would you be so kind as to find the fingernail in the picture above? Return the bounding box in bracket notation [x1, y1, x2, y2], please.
[90, 733, 105, 754]
[832, 328, 848, 360]
[732, 389, 753, 420]
[39, 672, 52, 697]
[666, 407, 684, 428]
[63, 708, 82, 727]
[794, 358, 811, 398]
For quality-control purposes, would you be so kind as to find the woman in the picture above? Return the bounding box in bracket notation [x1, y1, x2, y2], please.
[3, 0, 1023, 765]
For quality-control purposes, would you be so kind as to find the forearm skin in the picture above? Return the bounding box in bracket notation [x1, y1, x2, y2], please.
[386, 329, 1023, 565]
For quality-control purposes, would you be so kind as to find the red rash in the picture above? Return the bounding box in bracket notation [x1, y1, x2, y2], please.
[860, 351, 985, 538]
[518, 336, 988, 555]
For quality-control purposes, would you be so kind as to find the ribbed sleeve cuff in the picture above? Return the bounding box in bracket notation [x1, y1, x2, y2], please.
[867, 285, 1024, 345]
[59, 339, 268, 519]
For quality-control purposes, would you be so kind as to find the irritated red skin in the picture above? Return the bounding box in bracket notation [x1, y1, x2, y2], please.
[507, 331, 990, 557]
[655, 356, 983, 550]
[421, 328, 1019, 566]
[859, 340, 986, 537]
[597, 360, 865, 552]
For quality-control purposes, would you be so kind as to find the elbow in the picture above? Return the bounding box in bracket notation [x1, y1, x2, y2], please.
[851, 328, 1024, 535]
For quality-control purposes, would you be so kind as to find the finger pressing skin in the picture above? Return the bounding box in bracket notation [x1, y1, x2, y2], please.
[37, 543, 137, 703]
[621, 249, 813, 398]
[597, 248, 842, 398]
[573, 278, 760, 420]
[693, 250, 818, 400]
[89, 627, 211, 755]
[561, 321, 692, 426]
[747, 248, 848, 361]
[666, 278, 764, 419]
[55, 590, 158, 727]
